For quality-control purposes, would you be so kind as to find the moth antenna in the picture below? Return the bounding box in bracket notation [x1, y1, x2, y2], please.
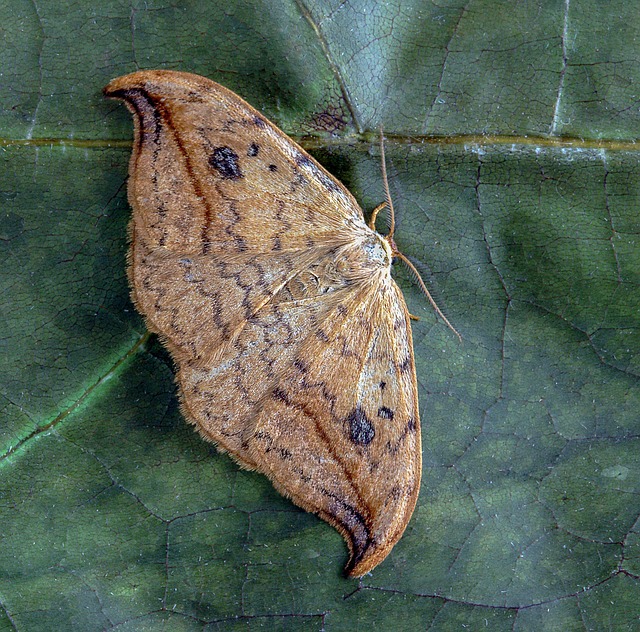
[380, 128, 396, 238]
[376, 129, 462, 342]
[396, 252, 462, 342]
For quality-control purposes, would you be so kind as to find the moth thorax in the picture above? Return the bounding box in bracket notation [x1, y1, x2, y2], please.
[331, 234, 392, 285]
[361, 233, 392, 269]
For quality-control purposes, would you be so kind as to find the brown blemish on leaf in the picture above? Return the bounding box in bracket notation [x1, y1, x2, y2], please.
[310, 104, 349, 133]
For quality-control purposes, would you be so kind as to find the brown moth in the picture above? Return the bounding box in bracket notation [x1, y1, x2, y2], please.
[104, 70, 450, 577]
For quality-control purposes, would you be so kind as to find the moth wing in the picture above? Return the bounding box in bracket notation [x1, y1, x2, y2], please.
[104, 70, 367, 258]
[176, 295, 331, 470]
[105, 70, 421, 574]
[247, 276, 421, 577]
[106, 69, 372, 364]
[122, 246, 338, 466]
[124, 246, 326, 364]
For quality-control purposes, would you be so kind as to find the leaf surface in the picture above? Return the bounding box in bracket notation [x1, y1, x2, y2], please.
[1, 1, 639, 630]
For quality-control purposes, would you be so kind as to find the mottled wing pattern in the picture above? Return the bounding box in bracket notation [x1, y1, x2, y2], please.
[248, 277, 420, 577]
[136, 249, 332, 465]
[105, 70, 364, 254]
[105, 71, 370, 364]
[105, 70, 421, 576]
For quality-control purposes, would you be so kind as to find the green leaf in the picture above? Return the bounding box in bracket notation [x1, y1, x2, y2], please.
[2, 0, 639, 630]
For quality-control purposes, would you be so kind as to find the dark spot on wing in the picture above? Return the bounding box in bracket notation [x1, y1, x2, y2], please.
[294, 152, 312, 167]
[377, 406, 394, 420]
[278, 447, 292, 460]
[252, 115, 266, 128]
[186, 90, 206, 103]
[346, 406, 375, 446]
[248, 142, 260, 156]
[254, 429, 272, 446]
[315, 328, 329, 342]
[209, 146, 242, 180]
[272, 387, 291, 404]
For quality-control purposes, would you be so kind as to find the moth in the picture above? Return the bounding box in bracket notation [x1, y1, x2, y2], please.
[105, 70, 456, 576]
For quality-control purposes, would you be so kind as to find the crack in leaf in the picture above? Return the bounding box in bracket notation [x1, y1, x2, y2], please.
[0, 332, 151, 462]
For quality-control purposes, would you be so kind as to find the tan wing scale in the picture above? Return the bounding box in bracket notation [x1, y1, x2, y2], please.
[136, 248, 336, 465]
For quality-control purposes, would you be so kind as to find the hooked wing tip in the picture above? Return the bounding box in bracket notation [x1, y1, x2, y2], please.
[344, 537, 395, 578]
[340, 515, 412, 578]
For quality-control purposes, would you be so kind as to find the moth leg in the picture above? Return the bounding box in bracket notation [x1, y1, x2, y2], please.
[368, 202, 387, 231]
